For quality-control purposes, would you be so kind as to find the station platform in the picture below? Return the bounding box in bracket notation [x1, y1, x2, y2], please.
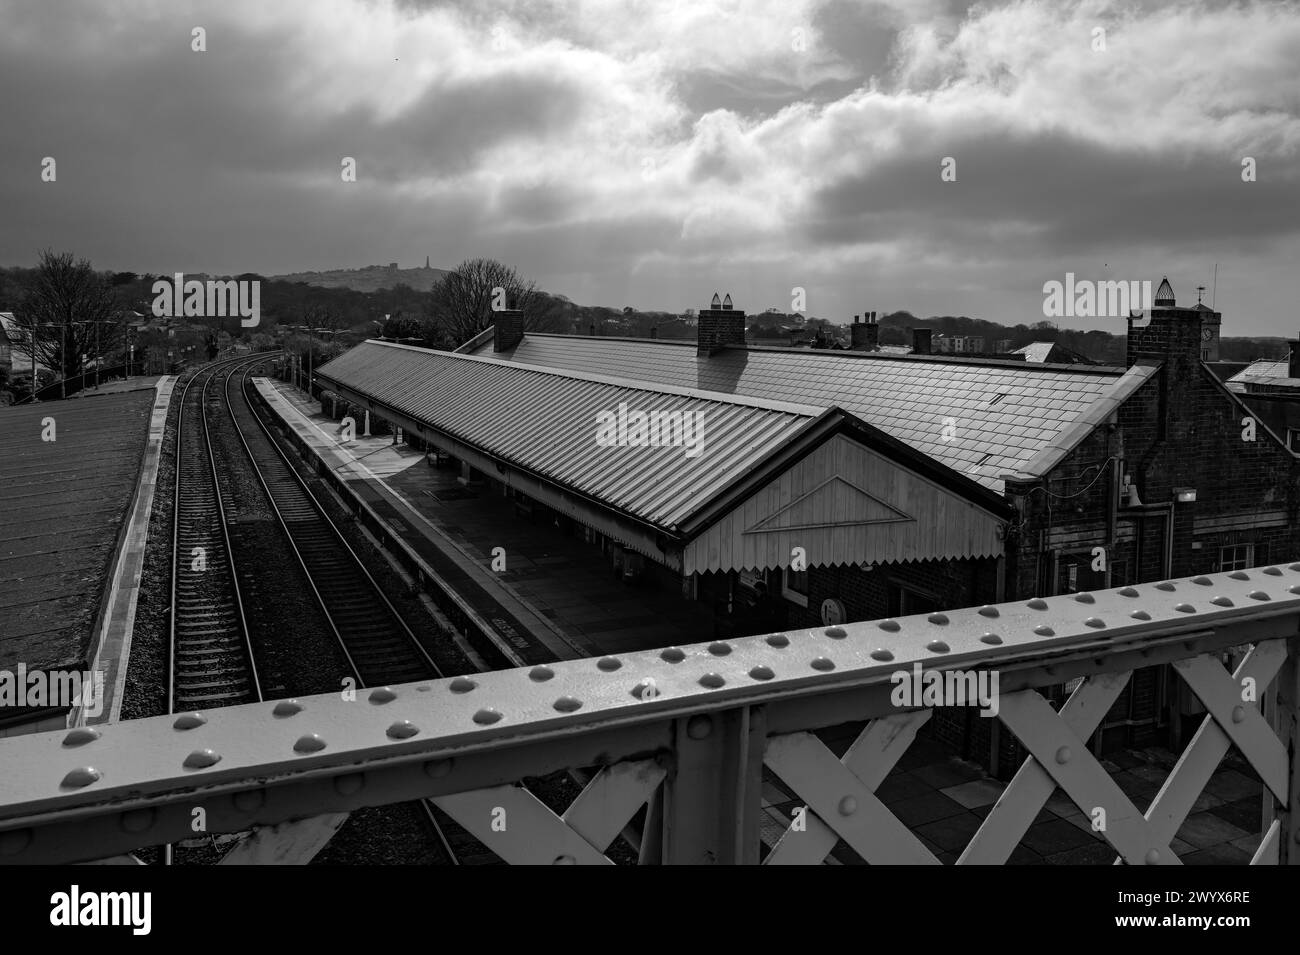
[254, 378, 717, 661]
[0, 378, 174, 733]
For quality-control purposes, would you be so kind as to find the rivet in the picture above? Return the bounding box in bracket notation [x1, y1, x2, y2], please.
[870, 648, 894, 661]
[183, 749, 221, 769]
[878, 620, 901, 632]
[554, 696, 582, 712]
[335, 773, 364, 795]
[661, 647, 686, 662]
[699, 673, 725, 689]
[1145, 849, 1160, 865]
[811, 657, 835, 671]
[62, 727, 101, 747]
[1290, 563, 1300, 572]
[1085, 617, 1105, 628]
[1263, 567, 1282, 576]
[1173, 603, 1195, 613]
[1131, 610, 1152, 621]
[597, 657, 622, 671]
[553, 854, 577, 865]
[293, 734, 326, 754]
[838, 796, 857, 816]
[687, 715, 713, 739]
[273, 700, 303, 717]
[824, 626, 847, 639]
[1232, 705, 1245, 724]
[473, 708, 503, 725]
[529, 665, 555, 681]
[1073, 593, 1095, 604]
[173, 712, 206, 730]
[1155, 581, 1176, 591]
[233, 790, 265, 812]
[1033, 625, 1055, 636]
[424, 759, 452, 779]
[368, 687, 397, 704]
[0, 828, 33, 857]
[1211, 596, 1233, 607]
[1191, 576, 1212, 585]
[978, 605, 1000, 617]
[1228, 571, 1250, 581]
[708, 642, 732, 656]
[765, 634, 790, 648]
[1119, 587, 1139, 597]
[926, 640, 951, 653]
[449, 676, 477, 693]
[119, 808, 156, 834]
[1290, 585, 1300, 595]
[927, 613, 949, 625]
[60, 767, 100, 789]
[1055, 746, 1071, 764]
[749, 665, 775, 681]
[1027, 599, 1048, 610]
[980, 633, 1002, 645]
[387, 720, 419, 740]
[1248, 591, 1270, 601]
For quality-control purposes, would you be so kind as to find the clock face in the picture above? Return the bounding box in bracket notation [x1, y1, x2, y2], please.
[820, 598, 845, 626]
[1201, 327, 1215, 341]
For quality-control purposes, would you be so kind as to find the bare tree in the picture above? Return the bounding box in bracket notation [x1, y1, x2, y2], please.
[13, 250, 125, 382]
[425, 258, 550, 346]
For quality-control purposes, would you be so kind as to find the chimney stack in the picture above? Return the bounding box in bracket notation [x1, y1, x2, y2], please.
[850, 311, 880, 352]
[493, 308, 524, 352]
[912, 328, 932, 355]
[697, 292, 746, 356]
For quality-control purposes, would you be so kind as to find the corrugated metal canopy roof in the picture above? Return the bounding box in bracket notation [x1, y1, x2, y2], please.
[469, 334, 1136, 491]
[316, 341, 825, 532]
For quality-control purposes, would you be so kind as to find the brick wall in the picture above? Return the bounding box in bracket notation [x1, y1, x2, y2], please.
[696, 309, 746, 355]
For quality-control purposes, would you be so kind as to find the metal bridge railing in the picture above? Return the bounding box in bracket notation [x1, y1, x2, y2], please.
[1, 564, 1297, 864]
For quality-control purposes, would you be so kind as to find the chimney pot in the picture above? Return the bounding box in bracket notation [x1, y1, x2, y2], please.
[912, 328, 932, 355]
[1290, 340, 1300, 380]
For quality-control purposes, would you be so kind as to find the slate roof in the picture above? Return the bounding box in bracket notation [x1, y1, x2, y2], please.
[466, 333, 1149, 491]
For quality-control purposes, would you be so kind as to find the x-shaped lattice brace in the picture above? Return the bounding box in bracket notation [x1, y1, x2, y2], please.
[431, 758, 665, 864]
[764, 711, 940, 864]
[1137, 640, 1288, 865]
[965, 641, 1288, 865]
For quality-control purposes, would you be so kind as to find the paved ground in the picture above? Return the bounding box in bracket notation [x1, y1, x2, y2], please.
[0, 390, 155, 671]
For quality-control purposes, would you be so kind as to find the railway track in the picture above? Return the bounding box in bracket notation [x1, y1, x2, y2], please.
[168, 357, 263, 714]
[220, 359, 481, 864]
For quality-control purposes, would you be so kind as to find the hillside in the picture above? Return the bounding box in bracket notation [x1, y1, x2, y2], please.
[270, 263, 449, 293]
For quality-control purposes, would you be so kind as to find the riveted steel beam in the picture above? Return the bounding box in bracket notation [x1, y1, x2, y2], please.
[1, 564, 1298, 864]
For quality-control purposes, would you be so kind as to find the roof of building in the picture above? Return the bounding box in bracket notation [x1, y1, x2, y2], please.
[318, 341, 829, 532]
[1012, 342, 1056, 363]
[465, 333, 1145, 491]
[0, 312, 22, 342]
[318, 341, 1014, 536]
[1227, 359, 1300, 390]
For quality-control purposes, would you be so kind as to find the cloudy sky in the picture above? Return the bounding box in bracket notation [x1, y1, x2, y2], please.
[1, 0, 1298, 334]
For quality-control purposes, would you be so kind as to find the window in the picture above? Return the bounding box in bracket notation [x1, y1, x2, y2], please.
[1288, 428, 1300, 452]
[782, 567, 809, 608]
[887, 581, 940, 616]
[1219, 544, 1254, 572]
